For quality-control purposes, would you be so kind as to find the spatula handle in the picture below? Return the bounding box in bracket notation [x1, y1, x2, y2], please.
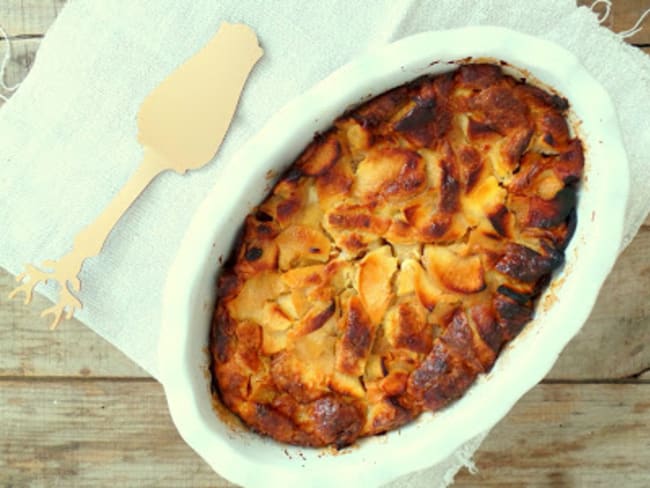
[72, 148, 164, 259]
[8, 148, 166, 329]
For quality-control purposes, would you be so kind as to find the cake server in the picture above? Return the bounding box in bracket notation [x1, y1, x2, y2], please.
[9, 22, 263, 328]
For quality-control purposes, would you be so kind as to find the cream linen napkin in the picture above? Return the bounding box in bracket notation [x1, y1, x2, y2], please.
[1, 0, 649, 486]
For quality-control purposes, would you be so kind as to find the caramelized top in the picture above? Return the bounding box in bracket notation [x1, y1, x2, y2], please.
[211, 63, 583, 448]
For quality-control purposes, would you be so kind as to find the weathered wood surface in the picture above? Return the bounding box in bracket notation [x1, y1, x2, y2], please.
[0, 270, 146, 378]
[0, 380, 229, 488]
[1, 0, 649, 487]
[547, 220, 650, 381]
[1, 382, 649, 488]
[455, 384, 650, 487]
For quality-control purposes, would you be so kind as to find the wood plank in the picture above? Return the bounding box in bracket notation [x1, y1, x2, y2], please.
[455, 383, 650, 487]
[0, 379, 229, 488]
[2, 380, 648, 487]
[610, 0, 650, 45]
[0, 0, 65, 38]
[577, 0, 650, 44]
[548, 224, 650, 380]
[0, 268, 147, 378]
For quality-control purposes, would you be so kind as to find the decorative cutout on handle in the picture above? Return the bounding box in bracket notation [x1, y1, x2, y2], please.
[9, 22, 263, 328]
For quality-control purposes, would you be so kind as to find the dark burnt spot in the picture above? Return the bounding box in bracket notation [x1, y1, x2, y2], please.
[309, 247, 321, 253]
[457, 145, 483, 192]
[298, 134, 342, 176]
[408, 341, 477, 411]
[403, 204, 420, 225]
[554, 139, 584, 184]
[551, 94, 569, 111]
[342, 233, 366, 251]
[527, 187, 576, 229]
[441, 309, 473, 351]
[218, 372, 249, 404]
[276, 198, 301, 221]
[440, 162, 460, 213]
[245, 247, 263, 261]
[371, 399, 412, 434]
[343, 300, 372, 360]
[410, 342, 449, 392]
[503, 128, 533, 168]
[351, 85, 410, 128]
[495, 243, 564, 283]
[382, 152, 426, 198]
[252, 403, 306, 444]
[493, 294, 534, 339]
[380, 356, 389, 377]
[255, 210, 274, 222]
[543, 132, 555, 147]
[304, 302, 336, 335]
[256, 224, 273, 235]
[470, 303, 504, 353]
[394, 99, 437, 146]
[470, 86, 530, 132]
[442, 309, 484, 373]
[421, 214, 451, 240]
[282, 167, 303, 183]
[431, 70, 455, 98]
[559, 208, 578, 250]
[217, 273, 239, 298]
[393, 303, 432, 354]
[456, 63, 502, 89]
[467, 118, 500, 139]
[212, 309, 236, 362]
[515, 83, 569, 112]
[395, 99, 436, 133]
[540, 240, 565, 268]
[316, 165, 353, 196]
[328, 212, 371, 229]
[488, 205, 510, 236]
[540, 112, 569, 146]
[312, 396, 364, 448]
[394, 96, 452, 147]
[497, 285, 533, 305]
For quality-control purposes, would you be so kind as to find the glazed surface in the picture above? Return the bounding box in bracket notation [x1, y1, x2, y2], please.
[211, 63, 583, 447]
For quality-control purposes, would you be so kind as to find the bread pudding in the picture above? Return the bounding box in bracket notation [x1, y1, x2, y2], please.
[210, 63, 583, 448]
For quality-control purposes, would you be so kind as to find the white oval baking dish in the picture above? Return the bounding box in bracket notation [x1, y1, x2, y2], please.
[158, 26, 629, 487]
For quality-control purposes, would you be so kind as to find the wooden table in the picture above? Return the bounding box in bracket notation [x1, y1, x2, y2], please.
[1, 1, 649, 486]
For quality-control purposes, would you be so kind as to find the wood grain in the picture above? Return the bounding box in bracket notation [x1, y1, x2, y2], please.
[611, 0, 650, 44]
[0, 267, 147, 378]
[1, 381, 648, 488]
[1, 1, 649, 487]
[0, 379, 228, 488]
[547, 222, 650, 380]
[455, 384, 650, 487]
[578, 0, 650, 44]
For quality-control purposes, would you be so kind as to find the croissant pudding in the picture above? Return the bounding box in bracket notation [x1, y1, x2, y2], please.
[210, 63, 583, 448]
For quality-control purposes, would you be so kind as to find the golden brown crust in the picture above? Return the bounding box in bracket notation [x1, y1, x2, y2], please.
[210, 63, 583, 447]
